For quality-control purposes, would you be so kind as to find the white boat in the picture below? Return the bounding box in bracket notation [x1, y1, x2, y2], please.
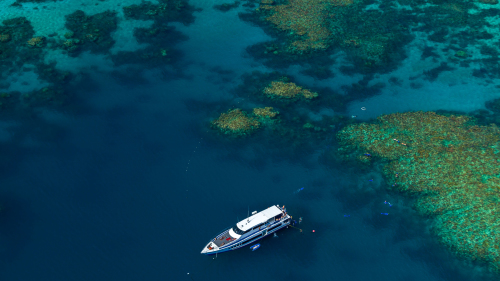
[201, 205, 291, 255]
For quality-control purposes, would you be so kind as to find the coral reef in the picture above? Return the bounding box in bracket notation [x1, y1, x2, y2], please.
[213, 1, 241, 12]
[212, 109, 261, 136]
[27, 36, 44, 47]
[263, 79, 318, 101]
[326, 4, 411, 70]
[62, 39, 78, 50]
[0, 18, 67, 108]
[253, 106, 280, 127]
[486, 98, 500, 114]
[21, 86, 68, 108]
[0, 34, 10, 42]
[235, 71, 347, 112]
[455, 50, 467, 58]
[477, 0, 498, 4]
[0, 87, 68, 113]
[0, 16, 72, 112]
[113, 0, 196, 68]
[11, 0, 59, 5]
[338, 111, 500, 272]
[243, 0, 500, 78]
[123, 0, 195, 24]
[0, 17, 38, 65]
[253, 107, 279, 118]
[258, 0, 354, 53]
[242, 0, 413, 74]
[110, 23, 186, 67]
[63, 10, 118, 56]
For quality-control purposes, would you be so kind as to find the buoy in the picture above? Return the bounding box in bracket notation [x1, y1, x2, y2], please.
[312, 230, 315, 233]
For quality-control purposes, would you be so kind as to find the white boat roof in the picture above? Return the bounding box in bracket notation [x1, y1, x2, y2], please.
[237, 205, 283, 231]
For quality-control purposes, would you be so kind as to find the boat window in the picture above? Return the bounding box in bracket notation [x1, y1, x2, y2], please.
[252, 223, 264, 231]
[232, 225, 246, 235]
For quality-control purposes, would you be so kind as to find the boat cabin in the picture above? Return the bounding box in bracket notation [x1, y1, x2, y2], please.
[229, 205, 284, 238]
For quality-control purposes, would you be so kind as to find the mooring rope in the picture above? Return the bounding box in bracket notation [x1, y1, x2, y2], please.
[288, 224, 303, 232]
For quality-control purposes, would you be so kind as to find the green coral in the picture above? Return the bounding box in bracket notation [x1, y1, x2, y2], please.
[338, 111, 500, 272]
[455, 50, 467, 58]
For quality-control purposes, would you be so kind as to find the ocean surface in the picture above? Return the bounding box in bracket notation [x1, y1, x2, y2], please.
[0, 0, 499, 280]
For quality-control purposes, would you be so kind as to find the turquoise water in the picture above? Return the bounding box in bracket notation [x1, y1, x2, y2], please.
[0, 0, 499, 280]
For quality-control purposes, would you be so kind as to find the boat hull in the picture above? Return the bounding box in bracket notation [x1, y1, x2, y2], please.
[202, 219, 291, 255]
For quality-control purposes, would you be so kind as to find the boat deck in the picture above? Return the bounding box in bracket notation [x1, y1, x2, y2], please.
[213, 230, 236, 247]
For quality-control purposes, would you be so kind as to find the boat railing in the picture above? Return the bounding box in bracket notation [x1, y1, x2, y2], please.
[206, 226, 232, 246]
[205, 214, 290, 252]
[237, 217, 289, 244]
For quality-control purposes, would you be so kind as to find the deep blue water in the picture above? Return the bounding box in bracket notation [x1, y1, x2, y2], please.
[0, 73, 496, 281]
[1, 0, 500, 280]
